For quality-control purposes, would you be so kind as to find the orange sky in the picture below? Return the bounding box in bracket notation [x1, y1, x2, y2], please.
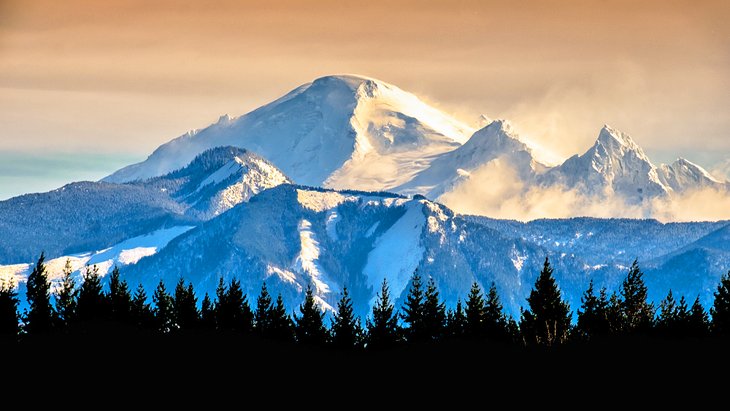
[1, 0, 728, 183]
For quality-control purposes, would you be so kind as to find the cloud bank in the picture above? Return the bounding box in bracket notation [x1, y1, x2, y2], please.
[439, 160, 730, 222]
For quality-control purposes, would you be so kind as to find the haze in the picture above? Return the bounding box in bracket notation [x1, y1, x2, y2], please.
[1, 0, 728, 199]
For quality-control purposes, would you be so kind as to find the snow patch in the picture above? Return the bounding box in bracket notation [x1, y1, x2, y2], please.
[197, 158, 244, 191]
[363, 202, 426, 305]
[296, 190, 357, 212]
[510, 248, 527, 272]
[325, 210, 341, 241]
[365, 222, 380, 238]
[292, 220, 331, 296]
[266, 265, 297, 284]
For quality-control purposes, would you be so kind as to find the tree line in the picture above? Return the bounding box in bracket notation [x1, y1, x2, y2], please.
[1, 252, 730, 348]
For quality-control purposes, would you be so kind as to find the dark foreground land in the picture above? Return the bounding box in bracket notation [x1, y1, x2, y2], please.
[4, 333, 727, 377]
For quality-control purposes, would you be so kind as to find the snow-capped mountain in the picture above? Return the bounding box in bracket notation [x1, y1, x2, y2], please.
[657, 158, 726, 193]
[104, 75, 474, 192]
[104, 75, 726, 215]
[540, 125, 668, 204]
[0, 146, 288, 264]
[116, 184, 729, 317]
[2, 180, 728, 316]
[395, 119, 546, 198]
[539, 125, 726, 204]
[1, 74, 728, 317]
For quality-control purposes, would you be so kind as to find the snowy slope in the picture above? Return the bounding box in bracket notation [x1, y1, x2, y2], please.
[0, 146, 288, 264]
[540, 125, 727, 204]
[396, 119, 546, 198]
[657, 158, 726, 193]
[119, 184, 730, 317]
[540, 125, 668, 204]
[0, 225, 194, 296]
[104, 75, 474, 191]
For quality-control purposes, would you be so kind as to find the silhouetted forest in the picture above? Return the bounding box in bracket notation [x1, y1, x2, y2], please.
[3, 252, 730, 352]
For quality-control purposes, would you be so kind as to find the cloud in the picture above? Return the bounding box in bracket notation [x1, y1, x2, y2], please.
[711, 159, 730, 183]
[439, 160, 730, 222]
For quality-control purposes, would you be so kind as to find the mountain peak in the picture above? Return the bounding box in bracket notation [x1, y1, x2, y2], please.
[662, 157, 722, 185]
[596, 124, 640, 151]
[309, 74, 393, 96]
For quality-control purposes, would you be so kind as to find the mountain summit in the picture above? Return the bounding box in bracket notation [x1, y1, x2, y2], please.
[103, 75, 726, 212]
[541, 125, 725, 204]
[104, 74, 474, 191]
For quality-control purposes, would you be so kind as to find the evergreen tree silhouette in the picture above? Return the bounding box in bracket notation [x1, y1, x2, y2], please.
[270, 294, 294, 342]
[620, 260, 654, 334]
[173, 278, 199, 331]
[255, 282, 273, 337]
[0, 281, 19, 341]
[108, 266, 131, 324]
[657, 289, 678, 335]
[606, 291, 625, 334]
[711, 271, 730, 335]
[688, 296, 709, 337]
[576, 280, 610, 340]
[201, 293, 215, 330]
[484, 282, 509, 341]
[215, 279, 253, 333]
[447, 299, 466, 338]
[55, 258, 77, 329]
[366, 279, 399, 349]
[674, 295, 690, 337]
[131, 284, 152, 329]
[422, 277, 446, 342]
[520, 257, 571, 346]
[401, 270, 425, 342]
[331, 287, 362, 349]
[24, 253, 54, 334]
[465, 282, 485, 339]
[76, 265, 106, 324]
[152, 280, 173, 333]
[295, 284, 328, 345]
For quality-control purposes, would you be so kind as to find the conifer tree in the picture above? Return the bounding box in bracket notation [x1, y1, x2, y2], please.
[0, 281, 19, 341]
[255, 282, 273, 337]
[657, 289, 678, 334]
[464, 282, 485, 338]
[674, 295, 690, 336]
[447, 299, 466, 338]
[25, 253, 54, 334]
[576, 280, 610, 340]
[131, 284, 152, 329]
[366, 279, 399, 349]
[520, 257, 571, 346]
[620, 260, 654, 334]
[215, 279, 253, 333]
[295, 284, 328, 345]
[711, 271, 730, 335]
[152, 281, 173, 333]
[422, 277, 446, 342]
[688, 296, 709, 337]
[606, 291, 624, 334]
[401, 270, 425, 342]
[200, 293, 215, 329]
[173, 279, 199, 330]
[76, 265, 106, 324]
[331, 287, 362, 349]
[213, 277, 228, 331]
[55, 258, 77, 328]
[108, 266, 131, 324]
[270, 294, 294, 342]
[484, 282, 509, 341]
